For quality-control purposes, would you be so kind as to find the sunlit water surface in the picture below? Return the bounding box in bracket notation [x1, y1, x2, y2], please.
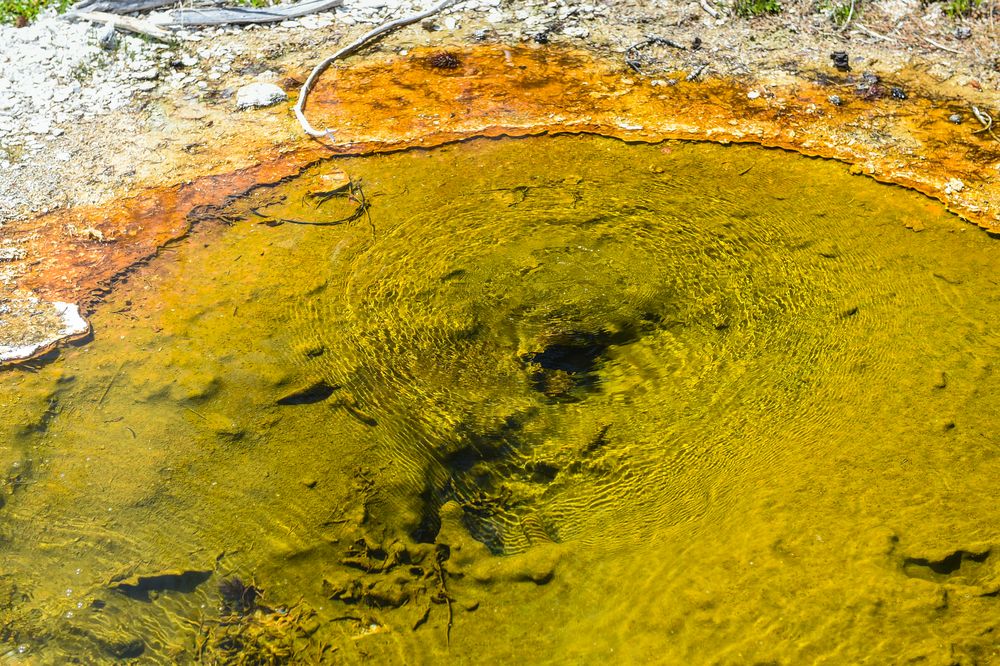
[1, 136, 998, 663]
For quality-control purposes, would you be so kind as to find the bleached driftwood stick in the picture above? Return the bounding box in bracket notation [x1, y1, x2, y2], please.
[294, 0, 457, 139]
[69, 9, 175, 41]
[72, 0, 180, 14]
[165, 0, 343, 28]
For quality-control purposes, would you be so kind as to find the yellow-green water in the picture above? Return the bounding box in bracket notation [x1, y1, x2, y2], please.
[2, 135, 999, 664]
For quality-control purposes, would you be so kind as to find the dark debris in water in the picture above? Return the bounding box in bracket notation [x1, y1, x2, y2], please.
[219, 576, 265, 615]
[110, 568, 212, 602]
[276, 380, 339, 405]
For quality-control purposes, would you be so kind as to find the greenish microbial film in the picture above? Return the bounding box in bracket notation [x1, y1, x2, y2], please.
[1, 135, 998, 663]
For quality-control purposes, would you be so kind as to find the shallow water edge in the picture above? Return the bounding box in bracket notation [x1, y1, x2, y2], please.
[1, 44, 998, 365]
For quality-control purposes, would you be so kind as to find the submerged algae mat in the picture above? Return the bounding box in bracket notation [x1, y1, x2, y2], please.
[1, 135, 999, 663]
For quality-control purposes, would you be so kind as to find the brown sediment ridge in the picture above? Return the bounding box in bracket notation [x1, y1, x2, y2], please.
[2, 44, 997, 364]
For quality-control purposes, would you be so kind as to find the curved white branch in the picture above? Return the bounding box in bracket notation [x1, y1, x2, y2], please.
[294, 0, 457, 139]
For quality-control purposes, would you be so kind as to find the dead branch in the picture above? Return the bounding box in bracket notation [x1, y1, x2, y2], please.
[68, 9, 175, 41]
[294, 0, 457, 139]
[72, 0, 185, 14]
[164, 0, 343, 28]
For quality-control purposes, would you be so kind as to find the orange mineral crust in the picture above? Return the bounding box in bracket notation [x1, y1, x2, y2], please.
[1, 44, 996, 364]
[305, 46, 998, 233]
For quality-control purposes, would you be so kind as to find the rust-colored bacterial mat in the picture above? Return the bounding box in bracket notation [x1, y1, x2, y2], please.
[1, 45, 997, 364]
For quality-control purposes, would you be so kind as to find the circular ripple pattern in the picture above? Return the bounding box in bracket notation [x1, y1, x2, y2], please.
[255, 136, 954, 555]
[4, 135, 998, 664]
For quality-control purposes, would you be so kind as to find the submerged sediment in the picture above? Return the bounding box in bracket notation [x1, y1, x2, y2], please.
[2, 135, 998, 662]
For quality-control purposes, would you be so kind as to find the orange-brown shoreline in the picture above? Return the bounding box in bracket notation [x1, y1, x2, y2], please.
[2, 44, 997, 365]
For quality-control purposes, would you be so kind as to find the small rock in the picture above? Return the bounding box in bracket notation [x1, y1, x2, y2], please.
[98, 23, 118, 51]
[830, 51, 850, 72]
[856, 71, 880, 91]
[890, 86, 907, 100]
[136, 81, 157, 92]
[949, 113, 962, 124]
[301, 478, 317, 488]
[944, 178, 964, 194]
[132, 67, 158, 81]
[747, 90, 760, 100]
[828, 94, 842, 106]
[854, 72, 884, 100]
[235, 82, 287, 109]
[954, 26, 972, 40]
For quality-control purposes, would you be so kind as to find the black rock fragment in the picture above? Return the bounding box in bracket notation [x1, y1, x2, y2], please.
[830, 51, 851, 72]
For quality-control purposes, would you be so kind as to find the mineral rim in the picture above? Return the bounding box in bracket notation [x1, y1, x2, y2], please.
[1, 44, 997, 365]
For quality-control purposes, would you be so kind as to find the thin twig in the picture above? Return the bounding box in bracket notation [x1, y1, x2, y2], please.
[852, 23, 895, 42]
[185, 406, 208, 420]
[920, 35, 962, 54]
[99, 361, 126, 405]
[433, 556, 453, 647]
[294, 0, 457, 139]
[699, 0, 720, 19]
